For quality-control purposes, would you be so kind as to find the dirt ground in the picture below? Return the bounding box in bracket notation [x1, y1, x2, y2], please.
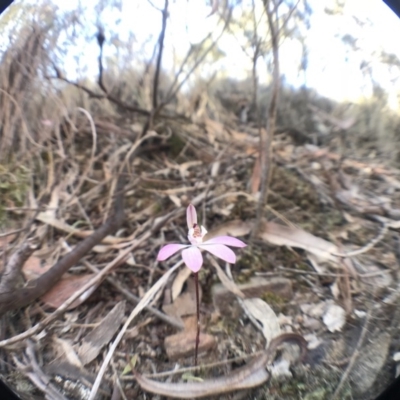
[2, 104, 400, 399]
[2, 19, 400, 400]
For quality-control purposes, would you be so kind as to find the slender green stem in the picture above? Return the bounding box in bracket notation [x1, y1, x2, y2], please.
[194, 271, 200, 367]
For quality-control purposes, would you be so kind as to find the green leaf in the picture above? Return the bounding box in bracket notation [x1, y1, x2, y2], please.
[181, 372, 203, 382]
[122, 354, 138, 375]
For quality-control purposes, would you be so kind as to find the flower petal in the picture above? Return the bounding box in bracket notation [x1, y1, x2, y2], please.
[157, 244, 188, 261]
[186, 204, 197, 229]
[182, 246, 203, 272]
[200, 243, 236, 264]
[203, 236, 247, 248]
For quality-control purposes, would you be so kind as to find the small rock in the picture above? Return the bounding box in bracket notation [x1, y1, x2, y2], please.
[349, 332, 391, 394]
[354, 309, 367, 318]
[270, 359, 292, 378]
[278, 313, 293, 326]
[302, 316, 322, 331]
[322, 303, 346, 332]
[300, 301, 326, 318]
[304, 333, 321, 350]
[393, 352, 400, 362]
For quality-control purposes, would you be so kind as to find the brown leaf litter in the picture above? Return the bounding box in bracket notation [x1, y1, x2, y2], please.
[2, 29, 400, 399]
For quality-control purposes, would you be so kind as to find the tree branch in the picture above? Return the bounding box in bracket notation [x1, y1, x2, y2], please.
[0, 175, 126, 315]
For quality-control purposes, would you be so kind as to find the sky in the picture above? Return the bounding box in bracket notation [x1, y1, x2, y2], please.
[5, 0, 400, 109]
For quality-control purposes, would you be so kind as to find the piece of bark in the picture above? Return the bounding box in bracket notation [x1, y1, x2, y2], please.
[163, 277, 200, 322]
[78, 301, 126, 365]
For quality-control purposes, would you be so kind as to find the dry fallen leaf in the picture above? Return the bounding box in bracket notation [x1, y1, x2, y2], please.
[209, 257, 245, 299]
[36, 211, 125, 245]
[163, 277, 200, 320]
[205, 220, 251, 241]
[53, 337, 83, 368]
[270, 358, 292, 378]
[78, 301, 126, 365]
[259, 221, 339, 262]
[250, 155, 261, 194]
[41, 273, 98, 309]
[135, 351, 270, 398]
[89, 262, 184, 399]
[136, 333, 307, 398]
[164, 315, 216, 360]
[22, 255, 53, 281]
[242, 298, 281, 343]
[171, 267, 192, 301]
[0, 232, 16, 249]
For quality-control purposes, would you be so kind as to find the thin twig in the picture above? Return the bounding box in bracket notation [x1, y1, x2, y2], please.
[0, 240, 36, 293]
[111, 360, 128, 400]
[152, 0, 169, 109]
[331, 223, 388, 257]
[251, 0, 281, 241]
[66, 107, 98, 205]
[160, 10, 232, 111]
[88, 260, 183, 400]
[330, 307, 372, 400]
[0, 227, 27, 238]
[48, 75, 150, 115]
[82, 260, 183, 329]
[0, 175, 126, 315]
[0, 231, 151, 347]
[140, 350, 265, 379]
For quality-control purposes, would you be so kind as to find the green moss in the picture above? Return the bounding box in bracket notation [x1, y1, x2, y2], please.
[261, 292, 285, 308]
[303, 388, 328, 400]
[237, 269, 253, 283]
[237, 248, 265, 273]
[0, 164, 30, 225]
[168, 133, 186, 158]
[297, 262, 310, 271]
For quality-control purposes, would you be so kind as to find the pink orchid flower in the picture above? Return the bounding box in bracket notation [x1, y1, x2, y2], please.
[157, 204, 246, 272]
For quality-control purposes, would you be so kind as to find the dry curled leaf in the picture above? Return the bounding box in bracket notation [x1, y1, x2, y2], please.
[205, 220, 251, 241]
[242, 298, 281, 343]
[171, 266, 192, 301]
[259, 221, 338, 262]
[164, 315, 216, 360]
[135, 353, 270, 398]
[209, 257, 245, 299]
[163, 277, 200, 320]
[135, 333, 307, 398]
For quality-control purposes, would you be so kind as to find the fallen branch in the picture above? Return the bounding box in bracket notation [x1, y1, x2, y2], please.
[0, 175, 126, 315]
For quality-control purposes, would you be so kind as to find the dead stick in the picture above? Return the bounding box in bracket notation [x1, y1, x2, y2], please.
[0, 176, 126, 315]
